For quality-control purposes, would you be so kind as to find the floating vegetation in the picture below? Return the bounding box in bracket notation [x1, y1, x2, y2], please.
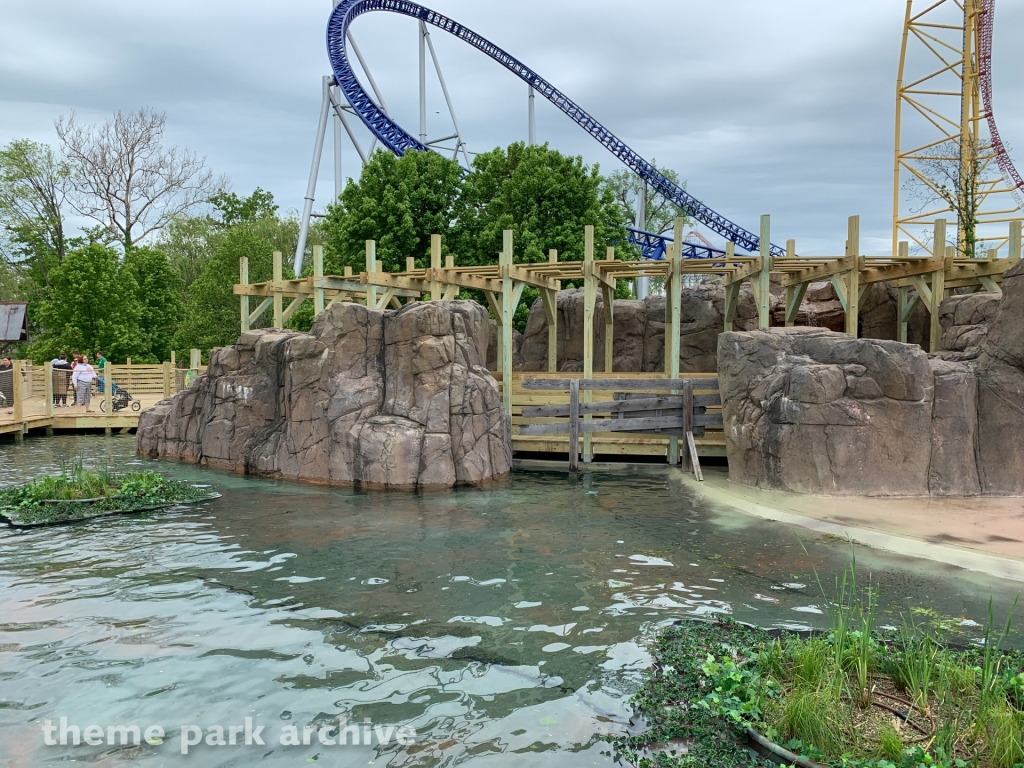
[0, 459, 217, 527]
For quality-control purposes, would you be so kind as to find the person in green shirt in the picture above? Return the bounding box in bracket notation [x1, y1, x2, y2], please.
[95, 352, 108, 371]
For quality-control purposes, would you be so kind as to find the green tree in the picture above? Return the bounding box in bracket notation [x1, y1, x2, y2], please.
[122, 246, 184, 362]
[0, 139, 70, 287]
[323, 149, 466, 274]
[461, 142, 629, 265]
[173, 225, 274, 355]
[27, 244, 144, 362]
[461, 142, 632, 327]
[210, 187, 278, 227]
[603, 163, 690, 236]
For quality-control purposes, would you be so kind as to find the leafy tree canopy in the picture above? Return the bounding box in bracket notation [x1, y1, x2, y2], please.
[27, 244, 144, 362]
[210, 187, 278, 228]
[122, 246, 184, 363]
[323, 150, 466, 275]
[172, 225, 275, 356]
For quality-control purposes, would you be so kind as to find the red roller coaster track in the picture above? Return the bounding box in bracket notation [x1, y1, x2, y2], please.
[979, 0, 1024, 209]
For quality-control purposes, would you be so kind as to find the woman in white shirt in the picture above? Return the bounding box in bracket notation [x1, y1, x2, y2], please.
[71, 355, 98, 412]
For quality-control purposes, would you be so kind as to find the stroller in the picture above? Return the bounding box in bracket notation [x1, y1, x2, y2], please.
[96, 377, 142, 413]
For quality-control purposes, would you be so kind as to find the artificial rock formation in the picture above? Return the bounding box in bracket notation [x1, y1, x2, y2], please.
[719, 261, 1024, 496]
[518, 282, 760, 373]
[516, 279, 928, 375]
[136, 301, 512, 490]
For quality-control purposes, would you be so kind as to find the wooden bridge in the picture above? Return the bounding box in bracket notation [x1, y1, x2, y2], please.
[0, 355, 203, 441]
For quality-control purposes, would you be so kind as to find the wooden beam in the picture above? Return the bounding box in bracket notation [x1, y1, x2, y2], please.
[541, 287, 558, 373]
[602, 265, 615, 374]
[44, 361, 54, 419]
[282, 295, 309, 324]
[1010, 220, 1022, 262]
[430, 234, 442, 300]
[12, 360, 23, 441]
[365, 241, 378, 309]
[583, 225, 595, 462]
[785, 282, 808, 326]
[272, 251, 283, 328]
[669, 217, 685, 465]
[757, 215, 772, 329]
[846, 216, 860, 337]
[249, 298, 273, 326]
[240, 256, 250, 333]
[521, 377, 720, 391]
[568, 379, 580, 472]
[724, 241, 740, 333]
[780, 254, 854, 287]
[524, 396, 687, 418]
[929, 219, 947, 353]
[313, 245, 325, 315]
[501, 231, 515, 418]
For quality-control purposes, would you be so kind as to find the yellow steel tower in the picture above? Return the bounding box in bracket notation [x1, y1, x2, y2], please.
[893, 0, 1024, 258]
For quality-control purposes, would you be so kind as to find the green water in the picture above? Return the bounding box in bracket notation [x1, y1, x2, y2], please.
[0, 435, 1020, 767]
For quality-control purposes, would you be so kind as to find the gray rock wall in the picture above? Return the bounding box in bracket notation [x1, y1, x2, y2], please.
[137, 301, 512, 490]
[516, 279, 928, 375]
[719, 264, 1024, 496]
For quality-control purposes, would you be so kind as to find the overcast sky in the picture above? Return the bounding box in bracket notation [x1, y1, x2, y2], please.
[2, 0, 1022, 255]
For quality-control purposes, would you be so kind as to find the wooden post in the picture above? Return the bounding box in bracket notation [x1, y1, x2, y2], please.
[668, 218, 684, 465]
[723, 243, 740, 332]
[12, 360, 23, 442]
[568, 378, 580, 473]
[170, 350, 176, 367]
[929, 219, 947, 353]
[240, 257, 250, 333]
[365, 241, 378, 309]
[430, 234, 442, 301]
[272, 251, 284, 328]
[845, 216, 861, 337]
[44, 361, 54, 419]
[104, 364, 113, 435]
[757, 215, 772, 329]
[545, 249, 559, 373]
[162, 361, 172, 399]
[602, 247, 615, 373]
[190, 349, 201, 373]
[582, 225, 596, 463]
[313, 245, 325, 315]
[1010, 220, 1022, 262]
[500, 231, 515, 418]
[683, 379, 693, 473]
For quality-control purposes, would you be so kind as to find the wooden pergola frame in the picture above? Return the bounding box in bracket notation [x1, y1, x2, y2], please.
[235, 215, 1023, 427]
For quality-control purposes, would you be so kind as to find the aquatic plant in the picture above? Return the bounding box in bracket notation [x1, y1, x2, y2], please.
[0, 463, 215, 527]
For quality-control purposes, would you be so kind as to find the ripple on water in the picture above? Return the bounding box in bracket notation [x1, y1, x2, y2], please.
[1, 436, 1021, 766]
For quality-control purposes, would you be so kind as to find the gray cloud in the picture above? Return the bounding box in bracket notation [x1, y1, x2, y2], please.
[1, 0, 1021, 255]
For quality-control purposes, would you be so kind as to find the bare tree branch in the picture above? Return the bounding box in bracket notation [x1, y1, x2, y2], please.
[56, 108, 219, 248]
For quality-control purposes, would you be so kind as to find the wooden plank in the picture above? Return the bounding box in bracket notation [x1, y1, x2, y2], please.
[313, 245, 325, 315]
[240, 256, 250, 333]
[522, 396, 686, 418]
[365, 241, 378, 309]
[686, 431, 704, 481]
[521, 377, 719, 391]
[501, 231, 514, 417]
[846, 216, 860, 337]
[583, 225, 595, 463]
[520, 416, 688, 435]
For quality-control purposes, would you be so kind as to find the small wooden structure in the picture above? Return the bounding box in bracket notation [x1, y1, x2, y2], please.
[519, 377, 721, 475]
[0, 355, 204, 441]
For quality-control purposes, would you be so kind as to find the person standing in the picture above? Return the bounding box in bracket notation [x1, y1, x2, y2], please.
[0, 356, 12, 414]
[71, 355, 97, 413]
[51, 354, 72, 407]
[95, 351, 108, 372]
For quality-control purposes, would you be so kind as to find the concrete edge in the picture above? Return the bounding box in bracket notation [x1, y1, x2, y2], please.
[684, 476, 1024, 584]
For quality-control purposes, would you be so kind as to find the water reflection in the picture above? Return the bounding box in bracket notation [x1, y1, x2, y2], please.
[0, 435, 1020, 766]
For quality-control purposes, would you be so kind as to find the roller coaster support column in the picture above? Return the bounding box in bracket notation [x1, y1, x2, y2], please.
[528, 86, 536, 146]
[419, 21, 428, 144]
[332, 1, 343, 198]
[583, 225, 595, 463]
[295, 76, 333, 275]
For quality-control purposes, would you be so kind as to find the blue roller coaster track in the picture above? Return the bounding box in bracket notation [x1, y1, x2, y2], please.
[327, 0, 785, 258]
